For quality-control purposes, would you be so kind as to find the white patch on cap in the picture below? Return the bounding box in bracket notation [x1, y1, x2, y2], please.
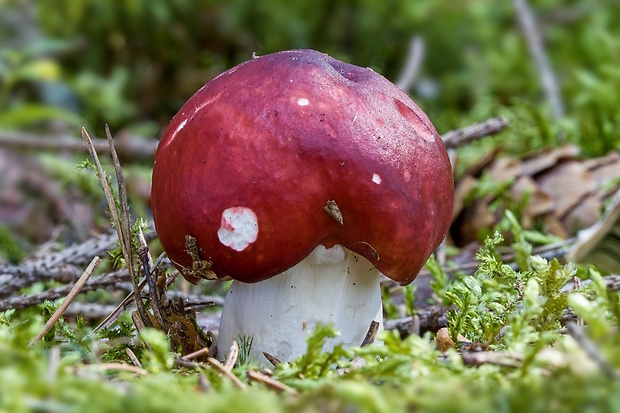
[372, 173, 382, 185]
[297, 98, 310, 106]
[217, 207, 259, 251]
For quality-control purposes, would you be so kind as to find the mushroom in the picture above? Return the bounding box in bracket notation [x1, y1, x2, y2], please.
[151, 49, 453, 364]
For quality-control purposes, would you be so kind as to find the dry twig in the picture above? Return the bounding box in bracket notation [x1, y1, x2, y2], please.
[92, 278, 147, 333]
[442, 117, 510, 148]
[93, 252, 167, 332]
[182, 347, 212, 361]
[0, 129, 158, 160]
[384, 305, 450, 336]
[0, 269, 132, 311]
[0, 231, 120, 297]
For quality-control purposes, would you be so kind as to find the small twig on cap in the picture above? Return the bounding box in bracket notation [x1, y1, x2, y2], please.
[351, 241, 380, 262]
[29, 256, 102, 346]
[247, 370, 299, 395]
[361, 320, 380, 347]
[182, 235, 217, 280]
[323, 200, 344, 225]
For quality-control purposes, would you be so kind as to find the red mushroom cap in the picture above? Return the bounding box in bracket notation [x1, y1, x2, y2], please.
[151, 49, 453, 286]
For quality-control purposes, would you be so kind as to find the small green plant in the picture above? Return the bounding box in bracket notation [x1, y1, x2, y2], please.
[237, 334, 254, 366]
[426, 254, 451, 305]
[381, 285, 399, 319]
[403, 284, 417, 317]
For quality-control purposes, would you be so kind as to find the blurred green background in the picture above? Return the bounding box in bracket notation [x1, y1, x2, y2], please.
[1, 0, 620, 260]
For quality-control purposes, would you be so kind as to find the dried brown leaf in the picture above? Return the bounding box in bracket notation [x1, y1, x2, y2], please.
[521, 145, 581, 176]
[452, 175, 477, 222]
[510, 176, 553, 227]
[487, 157, 522, 182]
[562, 193, 602, 232]
[587, 155, 620, 187]
[536, 161, 596, 218]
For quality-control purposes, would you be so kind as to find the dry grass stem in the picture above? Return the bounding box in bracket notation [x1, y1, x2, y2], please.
[29, 256, 102, 346]
[131, 312, 147, 335]
[89, 362, 148, 376]
[224, 340, 239, 371]
[247, 370, 299, 395]
[125, 348, 143, 368]
[82, 126, 150, 328]
[93, 278, 147, 333]
[207, 357, 247, 390]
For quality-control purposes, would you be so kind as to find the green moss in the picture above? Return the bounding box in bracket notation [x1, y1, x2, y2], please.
[0, 225, 26, 263]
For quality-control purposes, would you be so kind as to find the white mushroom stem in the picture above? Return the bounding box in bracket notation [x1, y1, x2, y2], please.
[217, 244, 383, 365]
